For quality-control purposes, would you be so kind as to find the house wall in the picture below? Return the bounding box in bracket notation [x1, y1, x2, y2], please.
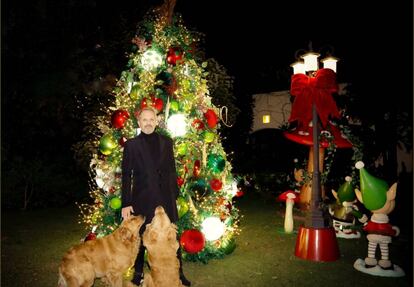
[252, 90, 291, 132]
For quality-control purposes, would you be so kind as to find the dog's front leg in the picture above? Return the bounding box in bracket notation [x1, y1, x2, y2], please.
[142, 273, 154, 287]
[105, 273, 123, 287]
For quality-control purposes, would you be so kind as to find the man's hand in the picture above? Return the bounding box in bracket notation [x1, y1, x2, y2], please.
[122, 206, 134, 220]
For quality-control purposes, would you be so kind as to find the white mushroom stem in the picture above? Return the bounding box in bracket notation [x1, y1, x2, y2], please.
[284, 198, 295, 233]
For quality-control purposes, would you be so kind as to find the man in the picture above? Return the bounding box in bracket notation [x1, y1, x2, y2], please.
[121, 107, 191, 286]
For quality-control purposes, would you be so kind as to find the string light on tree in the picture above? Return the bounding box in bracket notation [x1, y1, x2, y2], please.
[77, 1, 240, 263]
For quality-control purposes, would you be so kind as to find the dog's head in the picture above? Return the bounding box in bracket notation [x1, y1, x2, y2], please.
[118, 215, 145, 243]
[143, 206, 178, 251]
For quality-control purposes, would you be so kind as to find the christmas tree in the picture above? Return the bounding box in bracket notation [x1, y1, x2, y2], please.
[78, 0, 240, 263]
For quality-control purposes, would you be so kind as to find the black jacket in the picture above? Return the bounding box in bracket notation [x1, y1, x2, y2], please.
[121, 132, 179, 225]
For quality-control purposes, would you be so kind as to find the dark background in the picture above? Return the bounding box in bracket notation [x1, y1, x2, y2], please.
[2, 0, 413, 209]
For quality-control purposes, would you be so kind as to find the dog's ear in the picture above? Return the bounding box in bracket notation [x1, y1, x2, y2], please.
[167, 226, 176, 241]
[167, 225, 179, 250]
[149, 229, 158, 243]
[119, 226, 133, 242]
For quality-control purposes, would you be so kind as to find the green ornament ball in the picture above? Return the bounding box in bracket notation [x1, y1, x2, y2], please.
[190, 179, 208, 193]
[110, 197, 122, 210]
[177, 143, 188, 156]
[203, 131, 215, 143]
[207, 154, 225, 173]
[222, 238, 236, 255]
[170, 100, 179, 112]
[177, 196, 189, 218]
[99, 134, 118, 155]
[103, 215, 114, 225]
[130, 84, 140, 100]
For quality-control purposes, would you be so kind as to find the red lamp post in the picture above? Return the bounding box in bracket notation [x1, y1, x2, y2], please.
[287, 49, 341, 262]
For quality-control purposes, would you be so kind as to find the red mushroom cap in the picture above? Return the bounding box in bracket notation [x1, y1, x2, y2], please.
[284, 123, 352, 148]
[277, 190, 300, 203]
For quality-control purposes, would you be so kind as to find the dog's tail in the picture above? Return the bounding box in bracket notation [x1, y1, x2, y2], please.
[57, 267, 67, 287]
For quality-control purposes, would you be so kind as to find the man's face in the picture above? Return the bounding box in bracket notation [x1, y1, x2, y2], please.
[138, 109, 158, 134]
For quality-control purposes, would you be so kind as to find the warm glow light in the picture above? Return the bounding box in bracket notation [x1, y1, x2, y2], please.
[167, 114, 187, 137]
[263, 115, 270, 124]
[301, 52, 320, 72]
[321, 56, 339, 73]
[202, 216, 226, 241]
[290, 61, 306, 75]
[141, 49, 163, 70]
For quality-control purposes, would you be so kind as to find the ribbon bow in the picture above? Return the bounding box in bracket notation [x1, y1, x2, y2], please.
[289, 68, 340, 128]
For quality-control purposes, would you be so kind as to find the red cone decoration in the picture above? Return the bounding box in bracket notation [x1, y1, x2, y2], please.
[204, 109, 218, 129]
[180, 229, 206, 254]
[193, 160, 201, 177]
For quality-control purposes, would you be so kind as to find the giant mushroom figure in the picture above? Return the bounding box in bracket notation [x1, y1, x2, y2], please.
[285, 122, 352, 210]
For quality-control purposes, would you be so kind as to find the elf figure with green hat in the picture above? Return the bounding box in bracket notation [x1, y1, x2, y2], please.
[353, 161, 405, 277]
[329, 176, 368, 239]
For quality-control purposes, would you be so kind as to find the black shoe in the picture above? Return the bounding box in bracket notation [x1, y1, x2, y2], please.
[180, 273, 191, 286]
[131, 273, 144, 285]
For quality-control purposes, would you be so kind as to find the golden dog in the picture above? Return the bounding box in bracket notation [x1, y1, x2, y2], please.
[58, 215, 145, 287]
[142, 206, 183, 287]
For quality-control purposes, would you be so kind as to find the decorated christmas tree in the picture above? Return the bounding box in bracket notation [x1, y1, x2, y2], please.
[78, 0, 240, 263]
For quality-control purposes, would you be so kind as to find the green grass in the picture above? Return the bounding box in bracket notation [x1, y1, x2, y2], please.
[1, 194, 412, 287]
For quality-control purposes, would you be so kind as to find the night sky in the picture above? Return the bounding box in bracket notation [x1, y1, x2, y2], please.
[2, 0, 413, 193]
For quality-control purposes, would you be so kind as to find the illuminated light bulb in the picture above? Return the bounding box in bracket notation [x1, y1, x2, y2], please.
[141, 49, 163, 71]
[290, 61, 306, 75]
[167, 114, 187, 137]
[201, 216, 226, 241]
[301, 52, 320, 72]
[321, 56, 339, 73]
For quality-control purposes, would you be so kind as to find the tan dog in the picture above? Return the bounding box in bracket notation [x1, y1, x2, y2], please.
[58, 215, 145, 287]
[142, 206, 183, 287]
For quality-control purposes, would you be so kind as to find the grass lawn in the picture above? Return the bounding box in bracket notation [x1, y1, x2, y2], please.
[1, 193, 412, 287]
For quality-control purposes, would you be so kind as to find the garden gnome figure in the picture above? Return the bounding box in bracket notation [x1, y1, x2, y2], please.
[329, 176, 368, 239]
[353, 161, 405, 277]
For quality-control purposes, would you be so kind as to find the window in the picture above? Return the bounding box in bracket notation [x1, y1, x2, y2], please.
[263, 115, 270, 124]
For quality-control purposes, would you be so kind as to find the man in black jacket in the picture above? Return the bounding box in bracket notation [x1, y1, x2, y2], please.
[121, 106, 191, 286]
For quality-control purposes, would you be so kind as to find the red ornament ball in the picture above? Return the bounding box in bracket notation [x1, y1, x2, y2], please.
[111, 109, 130, 129]
[166, 47, 183, 66]
[153, 97, 164, 112]
[210, 178, 223, 191]
[192, 119, 205, 130]
[236, 190, 245, 197]
[140, 96, 163, 112]
[84, 232, 97, 241]
[177, 176, 184, 187]
[180, 229, 205, 254]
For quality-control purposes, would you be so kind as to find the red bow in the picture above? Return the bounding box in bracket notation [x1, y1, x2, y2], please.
[289, 68, 340, 128]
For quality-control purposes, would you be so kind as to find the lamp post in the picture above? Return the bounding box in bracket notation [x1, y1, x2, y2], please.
[289, 49, 340, 262]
